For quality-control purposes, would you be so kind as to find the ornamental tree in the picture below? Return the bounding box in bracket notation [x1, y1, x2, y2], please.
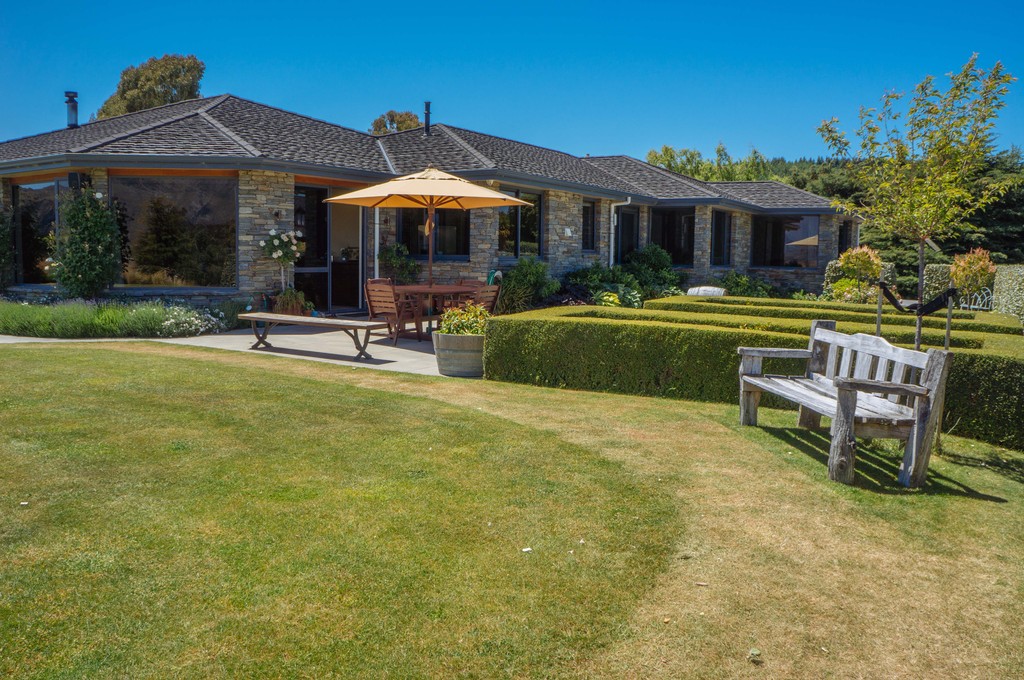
[951, 247, 996, 300]
[818, 54, 1016, 348]
[98, 54, 205, 118]
[47, 190, 122, 298]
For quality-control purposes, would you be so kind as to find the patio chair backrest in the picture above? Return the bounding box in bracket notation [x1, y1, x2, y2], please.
[365, 281, 400, 318]
[457, 278, 485, 288]
[472, 285, 501, 314]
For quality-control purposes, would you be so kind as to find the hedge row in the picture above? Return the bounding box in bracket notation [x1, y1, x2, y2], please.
[589, 307, 984, 349]
[673, 294, 977, 319]
[485, 308, 1024, 450]
[994, 265, 1024, 321]
[644, 297, 1020, 335]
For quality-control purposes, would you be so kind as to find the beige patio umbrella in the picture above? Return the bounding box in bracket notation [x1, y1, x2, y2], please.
[788, 234, 819, 248]
[325, 166, 530, 284]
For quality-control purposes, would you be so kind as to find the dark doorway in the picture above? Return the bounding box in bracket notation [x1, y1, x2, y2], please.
[616, 207, 639, 264]
[293, 186, 330, 309]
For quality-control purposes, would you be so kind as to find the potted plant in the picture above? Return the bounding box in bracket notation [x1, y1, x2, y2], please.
[432, 303, 489, 377]
[272, 287, 311, 316]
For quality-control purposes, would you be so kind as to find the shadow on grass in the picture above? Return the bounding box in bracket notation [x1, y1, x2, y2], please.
[762, 426, 1007, 502]
[942, 451, 1024, 487]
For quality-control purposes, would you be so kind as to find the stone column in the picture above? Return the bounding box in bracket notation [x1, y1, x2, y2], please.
[238, 170, 294, 293]
[732, 211, 752, 274]
[692, 205, 714, 283]
[1, 177, 13, 211]
[88, 168, 109, 198]
[543, 189, 583, 278]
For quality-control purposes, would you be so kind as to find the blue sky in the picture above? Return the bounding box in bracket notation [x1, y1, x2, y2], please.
[2, 0, 1022, 161]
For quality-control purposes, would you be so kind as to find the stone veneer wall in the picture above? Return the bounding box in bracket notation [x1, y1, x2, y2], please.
[238, 170, 295, 293]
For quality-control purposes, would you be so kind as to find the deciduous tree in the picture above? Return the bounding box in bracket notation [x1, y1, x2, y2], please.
[818, 54, 1016, 348]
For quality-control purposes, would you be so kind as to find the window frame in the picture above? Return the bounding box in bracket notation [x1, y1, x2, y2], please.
[396, 207, 471, 261]
[749, 214, 820, 269]
[649, 206, 695, 267]
[581, 200, 596, 252]
[498, 187, 543, 259]
[710, 210, 733, 267]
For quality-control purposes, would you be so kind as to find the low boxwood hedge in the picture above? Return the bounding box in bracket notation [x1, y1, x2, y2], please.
[644, 297, 1021, 335]
[485, 307, 1024, 450]
[670, 294, 978, 319]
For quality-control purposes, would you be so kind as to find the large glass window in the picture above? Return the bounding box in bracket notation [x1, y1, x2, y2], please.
[498, 190, 541, 258]
[751, 215, 819, 268]
[615, 207, 640, 264]
[711, 210, 732, 267]
[581, 201, 596, 251]
[397, 208, 470, 258]
[650, 207, 695, 266]
[11, 180, 66, 284]
[838, 219, 856, 255]
[109, 175, 237, 286]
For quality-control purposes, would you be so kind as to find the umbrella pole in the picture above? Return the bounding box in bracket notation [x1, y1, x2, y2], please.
[427, 205, 435, 286]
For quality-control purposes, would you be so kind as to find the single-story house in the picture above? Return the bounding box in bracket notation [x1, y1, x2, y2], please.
[0, 94, 856, 308]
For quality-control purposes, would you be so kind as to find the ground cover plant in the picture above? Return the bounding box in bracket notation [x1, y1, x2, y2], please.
[2, 342, 1022, 677]
[0, 299, 232, 338]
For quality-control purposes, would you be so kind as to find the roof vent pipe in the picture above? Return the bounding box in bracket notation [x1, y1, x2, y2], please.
[424, 101, 431, 136]
[65, 91, 79, 129]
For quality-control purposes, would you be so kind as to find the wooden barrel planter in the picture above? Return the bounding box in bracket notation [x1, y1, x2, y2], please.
[432, 333, 484, 377]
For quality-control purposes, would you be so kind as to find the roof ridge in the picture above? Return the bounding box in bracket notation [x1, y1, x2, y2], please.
[709, 178, 831, 204]
[443, 124, 591, 163]
[619, 155, 723, 196]
[70, 104, 220, 153]
[213, 94, 376, 138]
[0, 96, 211, 149]
[434, 124, 495, 168]
[579, 157, 650, 196]
[376, 137, 397, 173]
[198, 110, 261, 157]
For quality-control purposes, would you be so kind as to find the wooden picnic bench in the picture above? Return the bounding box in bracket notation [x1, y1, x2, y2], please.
[237, 312, 390, 360]
[737, 320, 953, 488]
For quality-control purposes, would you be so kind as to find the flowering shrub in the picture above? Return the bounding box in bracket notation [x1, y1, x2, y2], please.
[47, 191, 122, 298]
[828, 278, 878, 304]
[260, 228, 305, 290]
[154, 305, 227, 337]
[951, 248, 996, 298]
[438, 303, 490, 335]
[0, 299, 227, 338]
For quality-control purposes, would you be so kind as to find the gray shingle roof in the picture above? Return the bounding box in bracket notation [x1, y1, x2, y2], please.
[0, 95, 838, 212]
[709, 181, 835, 210]
[582, 155, 720, 200]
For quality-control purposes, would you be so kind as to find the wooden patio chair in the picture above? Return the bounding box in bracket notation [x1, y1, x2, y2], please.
[364, 281, 421, 345]
[471, 285, 501, 314]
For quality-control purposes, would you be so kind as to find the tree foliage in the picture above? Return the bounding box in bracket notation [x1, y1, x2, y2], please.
[97, 54, 205, 119]
[369, 110, 421, 135]
[47, 190, 122, 298]
[646, 142, 777, 181]
[817, 55, 1016, 346]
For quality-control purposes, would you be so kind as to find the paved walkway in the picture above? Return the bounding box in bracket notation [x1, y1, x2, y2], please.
[0, 326, 442, 376]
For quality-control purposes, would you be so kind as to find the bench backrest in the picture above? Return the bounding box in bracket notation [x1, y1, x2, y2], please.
[808, 321, 951, 406]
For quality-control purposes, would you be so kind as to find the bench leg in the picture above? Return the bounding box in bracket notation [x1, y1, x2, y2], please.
[797, 406, 822, 430]
[899, 399, 938, 488]
[828, 387, 857, 484]
[249, 320, 275, 349]
[352, 329, 373, 360]
[738, 356, 763, 426]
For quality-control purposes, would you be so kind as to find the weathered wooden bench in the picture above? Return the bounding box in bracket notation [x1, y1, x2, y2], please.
[237, 313, 390, 360]
[737, 320, 953, 488]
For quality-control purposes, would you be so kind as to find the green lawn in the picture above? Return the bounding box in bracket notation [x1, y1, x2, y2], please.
[2, 342, 1024, 677]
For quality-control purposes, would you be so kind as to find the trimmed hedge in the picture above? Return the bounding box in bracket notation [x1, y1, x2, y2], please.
[924, 263, 952, 302]
[994, 265, 1024, 321]
[485, 307, 1024, 450]
[574, 307, 983, 348]
[644, 297, 1020, 335]
[663, 294, 977, 319]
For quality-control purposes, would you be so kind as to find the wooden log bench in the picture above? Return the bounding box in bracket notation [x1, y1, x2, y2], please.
[737, 320, 954, 488]
[237, 313, 391, 360]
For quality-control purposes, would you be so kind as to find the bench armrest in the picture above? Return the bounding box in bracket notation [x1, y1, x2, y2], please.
[737, 347, 812, 359]
[833, 378, 930, 399]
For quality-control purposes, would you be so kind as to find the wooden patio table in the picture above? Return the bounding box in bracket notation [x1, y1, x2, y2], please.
[394, 284, 479, 330]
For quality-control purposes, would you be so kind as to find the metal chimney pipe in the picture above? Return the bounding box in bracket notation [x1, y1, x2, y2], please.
[424, 101, 431, 136]
[65, 91, 79, 129]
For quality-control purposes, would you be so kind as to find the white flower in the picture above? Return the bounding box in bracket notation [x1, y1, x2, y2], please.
[291, 245, 297, 251]
[295, 230, 303, 238]
[94, 192, 103, 199]
[269, 229, 277, 236]
[273, 239, 280, 246]
[259, 240, 266, 246]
